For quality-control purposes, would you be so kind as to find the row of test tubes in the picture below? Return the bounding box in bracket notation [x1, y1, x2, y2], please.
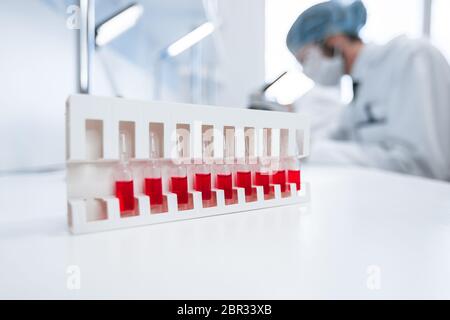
[114, 130, 302, 216]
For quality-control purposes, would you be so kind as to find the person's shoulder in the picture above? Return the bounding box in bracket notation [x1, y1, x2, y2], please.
[386, 35, 438, 57]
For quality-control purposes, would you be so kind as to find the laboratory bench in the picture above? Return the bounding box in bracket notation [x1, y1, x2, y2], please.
[0, 165, 449, 299]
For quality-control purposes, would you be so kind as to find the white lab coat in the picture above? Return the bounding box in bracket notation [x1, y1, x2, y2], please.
[310, 36, 450, 181]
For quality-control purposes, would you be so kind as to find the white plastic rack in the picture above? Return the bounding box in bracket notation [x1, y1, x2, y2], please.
[66, 94, 310, 234]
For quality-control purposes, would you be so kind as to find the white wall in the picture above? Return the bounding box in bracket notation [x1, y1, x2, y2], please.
[0, 0, 76, 172]
[215, 0, 265, 108]
[0, 0, 153, 172]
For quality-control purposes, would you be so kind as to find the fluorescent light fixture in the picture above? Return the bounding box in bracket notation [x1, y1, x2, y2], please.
[167, 22, 215, 57]
[95, 3, 144, 47]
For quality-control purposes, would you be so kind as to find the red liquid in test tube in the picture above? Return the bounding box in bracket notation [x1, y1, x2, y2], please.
[145, 177, 163, 205]
[171, 176, 188, 205]
[272, 170, 287, 192]
[287, 169, 301, 190]
[254, 171, 270, 194]
[144, 132, 163, 206]
[236, 171, 252, 196]
[115, 132, 135, 214]
[217, 173, 233, 199]
[195, 172, 212, 201]
[115, 180, 135, 212]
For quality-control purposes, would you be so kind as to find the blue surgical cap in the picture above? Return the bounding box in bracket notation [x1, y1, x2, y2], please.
[286, 0, 367, 55]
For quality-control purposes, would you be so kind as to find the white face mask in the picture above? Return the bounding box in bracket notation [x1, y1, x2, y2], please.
[301, 46, 344, 87]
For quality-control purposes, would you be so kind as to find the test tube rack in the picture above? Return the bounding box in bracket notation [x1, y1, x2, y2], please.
[66, 94, 310, 234]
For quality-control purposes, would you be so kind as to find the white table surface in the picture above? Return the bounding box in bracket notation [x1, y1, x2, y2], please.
[0, 165, 449, 299]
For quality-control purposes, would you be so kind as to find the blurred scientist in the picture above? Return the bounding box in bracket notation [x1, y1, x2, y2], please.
[287, 0, 450, 180]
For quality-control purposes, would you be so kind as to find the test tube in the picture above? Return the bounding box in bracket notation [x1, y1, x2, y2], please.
[271, 168, 287, 192]
[287, 165, 301, 191]
[216, 133, 234, 201]
[114, 132, 135, 214]
[236, 136, 253, 196]
[271, 143, 287, 192]
[194, 140, 212, 202]
[171, 166, 188, 205]
[144, 132, 163, 206]
[254, 158, 270, 195]
[170, 132, 189, 205]
[286, 143, 302, 191]
[216, 164, 233, 200]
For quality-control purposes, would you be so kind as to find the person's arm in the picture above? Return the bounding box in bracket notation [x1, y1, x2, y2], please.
[309, 139, 429, 176]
